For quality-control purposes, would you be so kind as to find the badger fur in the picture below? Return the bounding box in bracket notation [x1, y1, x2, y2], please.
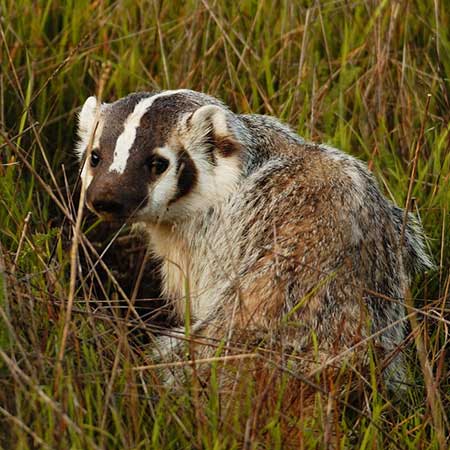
[76, 89, 432, 389]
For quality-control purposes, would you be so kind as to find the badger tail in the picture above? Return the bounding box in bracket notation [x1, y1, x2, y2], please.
[393, 206, 434, 276]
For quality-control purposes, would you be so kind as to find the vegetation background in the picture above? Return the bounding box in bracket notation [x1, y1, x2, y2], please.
[0, 0, 449, 448]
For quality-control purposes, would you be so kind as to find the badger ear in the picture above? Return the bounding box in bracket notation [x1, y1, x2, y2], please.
[76, 96, 103, 159]
[78, 96, 98, 138]
[188, 104, 242, 157]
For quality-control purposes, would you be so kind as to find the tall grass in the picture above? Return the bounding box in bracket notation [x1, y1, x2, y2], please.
[1, 0, 449, 448]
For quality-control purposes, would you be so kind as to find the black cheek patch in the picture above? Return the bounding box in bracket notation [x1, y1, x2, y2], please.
[170, 150, 198, 204]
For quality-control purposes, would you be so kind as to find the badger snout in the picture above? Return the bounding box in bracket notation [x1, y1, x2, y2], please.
[91, 198, 125, 216]
[86, 179, 147, 221]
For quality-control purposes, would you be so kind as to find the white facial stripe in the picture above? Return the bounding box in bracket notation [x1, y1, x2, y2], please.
[151, 147, 179, 210]
[108, 89, 191, 174]
[154, 145, 176, 162]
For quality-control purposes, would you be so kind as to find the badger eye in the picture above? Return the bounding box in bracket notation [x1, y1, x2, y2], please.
[152, 157, 169, 176]
[90, 150, 101, 168]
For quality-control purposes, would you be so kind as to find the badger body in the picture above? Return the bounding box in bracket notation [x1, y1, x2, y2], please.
[77, 89, 432, 386]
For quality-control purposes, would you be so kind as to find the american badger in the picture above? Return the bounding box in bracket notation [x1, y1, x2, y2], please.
[76, 89, 432, 388]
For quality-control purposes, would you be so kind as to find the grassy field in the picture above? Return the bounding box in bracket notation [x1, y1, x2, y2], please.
[1, 0, 449, 448]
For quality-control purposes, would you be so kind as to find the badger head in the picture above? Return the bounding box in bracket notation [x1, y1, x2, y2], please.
[76, 89, 246, 224]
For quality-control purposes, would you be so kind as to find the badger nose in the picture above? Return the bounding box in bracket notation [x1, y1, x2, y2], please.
[92, 199, 124, 216]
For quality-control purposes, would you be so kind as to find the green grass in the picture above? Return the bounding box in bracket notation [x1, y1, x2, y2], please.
[1, 0, 449, 448]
